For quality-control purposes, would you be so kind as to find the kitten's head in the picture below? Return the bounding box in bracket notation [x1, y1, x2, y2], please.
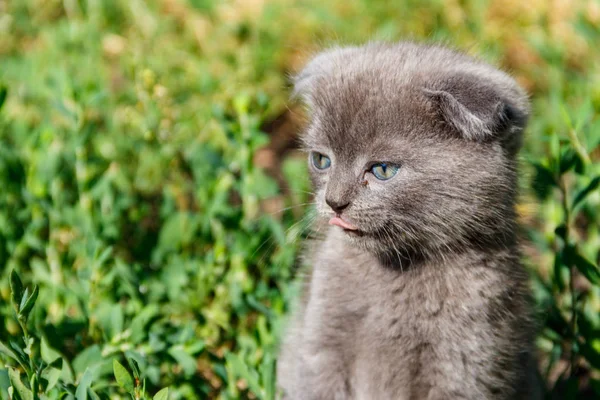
[294, 42, 529, 264]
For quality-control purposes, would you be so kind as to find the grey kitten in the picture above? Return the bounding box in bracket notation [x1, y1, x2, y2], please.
[277, 42, 540, 400]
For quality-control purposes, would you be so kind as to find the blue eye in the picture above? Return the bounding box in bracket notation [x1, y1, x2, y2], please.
[371, 163, 399, 180]
[311, 152, 331, 170]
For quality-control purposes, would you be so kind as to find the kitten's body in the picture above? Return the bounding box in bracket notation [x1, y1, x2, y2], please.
[278, 42, 539, 399]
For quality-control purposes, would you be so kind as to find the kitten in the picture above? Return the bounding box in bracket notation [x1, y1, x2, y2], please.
[277, 42, 540, 400]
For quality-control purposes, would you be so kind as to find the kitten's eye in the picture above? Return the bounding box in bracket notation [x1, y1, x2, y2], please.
[311, 152, 331, 170]
[371, 163, 399, 180]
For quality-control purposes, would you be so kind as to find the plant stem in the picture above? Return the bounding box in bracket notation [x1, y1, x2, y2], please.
[566, 129, 591, 165]
[17, 316, 36, 380]
[558, 174, 577, 376]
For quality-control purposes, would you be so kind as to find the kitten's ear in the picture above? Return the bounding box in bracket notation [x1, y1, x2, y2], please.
[291, 67, 316, 107]
[422, 86, 528, 143]
[291, 52, 332, 108]
[291, 47, 357, 109]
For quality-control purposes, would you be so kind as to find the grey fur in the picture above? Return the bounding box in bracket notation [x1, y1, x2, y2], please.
[278, 42, 540, 400]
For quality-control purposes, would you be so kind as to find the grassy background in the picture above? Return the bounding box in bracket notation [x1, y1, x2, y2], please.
[1, 0, 600, 398]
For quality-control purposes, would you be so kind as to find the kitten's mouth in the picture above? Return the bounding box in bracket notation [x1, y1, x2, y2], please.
[329, 215, 360, 233]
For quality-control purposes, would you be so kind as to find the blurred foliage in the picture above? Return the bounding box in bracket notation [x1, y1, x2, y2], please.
[0, 0, 599, 398]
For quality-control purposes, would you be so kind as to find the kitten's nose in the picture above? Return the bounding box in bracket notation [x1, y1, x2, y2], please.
[326, 198, 350, 213]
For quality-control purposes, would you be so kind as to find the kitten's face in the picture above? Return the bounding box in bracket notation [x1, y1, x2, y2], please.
[296, 44, 528, 263]
[305, 85, 518, 261]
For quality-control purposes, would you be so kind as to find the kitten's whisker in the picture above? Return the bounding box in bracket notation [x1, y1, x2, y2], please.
[251, 211, 316, 263]
[286, 189, 316, 196]
[383, 225, 404, 273]
[268, 202, 316, 216]
[252, 212, 314, 264]
[284, 214, 317, 244]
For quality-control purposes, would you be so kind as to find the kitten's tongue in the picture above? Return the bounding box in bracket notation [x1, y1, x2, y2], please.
[329, 216, 358, 231]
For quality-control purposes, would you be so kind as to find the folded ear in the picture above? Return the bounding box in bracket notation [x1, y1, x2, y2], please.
[291, 52, 332, 109]
[422, 82, 528, 143]
[291, 47, 358, 109]
[291, 67, 317, 108]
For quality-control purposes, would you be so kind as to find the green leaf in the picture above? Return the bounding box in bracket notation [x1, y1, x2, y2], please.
[560, 105, 573, 129]
[259, 351, 276, 400]
[88, 389, 102, 400]
[573, 251, 600, 285]
[6, 340, 29, 372]
[553, 253, 566, 291]
[577, 312, 594, 339]
[225, 352, 263, 398]
[72, 345, 102, 375]
[549, 133, 561, 163]
[113, 359, 134, 393]
[554, 224, 567, 241]
[563, 245, 600, 284]
[559, 148, 581, 174]
[41, 336, 61, 364]
[167, 346, 197, 377]
[59, 354, 75, 385]
[10, 270, 24, 312]
[75, 367, 96, 400]
[129, 304, 159, 344]
[0, 85, 6, 111]
[94, 302, 124, 340]
[153, 387, 169, 400]
[19, 286, 39, 322]
[19, 287, 29, 313]
[30, 374, 38, 400]
[7, 367, 33, 400]
[572, 176, 600, 210]
[580, 341, 600, 369]
[0, 339, 25, 368]
[125, 356, 141, 380]
[41, 365, 62, 392]
[157, 212, 199, 254]
[544, 302, 571, 337]
[185, 340, 205, 355]
[109, 303, 124, 340]
[531, 162, 556, 200]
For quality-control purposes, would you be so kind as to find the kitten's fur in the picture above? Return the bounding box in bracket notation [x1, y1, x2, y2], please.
[277, 42, 540, 399]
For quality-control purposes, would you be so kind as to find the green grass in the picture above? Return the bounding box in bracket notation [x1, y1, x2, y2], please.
[0, 0, 599, 398]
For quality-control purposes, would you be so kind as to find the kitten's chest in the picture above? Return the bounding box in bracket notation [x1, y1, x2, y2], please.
[308, 241, 453, 352]
[307, 247, 452, 398]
